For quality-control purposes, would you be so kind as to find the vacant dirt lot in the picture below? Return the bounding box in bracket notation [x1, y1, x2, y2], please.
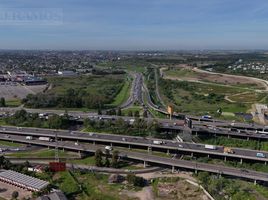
[163, 65, 267, 90]
[156, 180, 209, 200]
[0, 83, 47, 99]
[0, 182, 32, 200]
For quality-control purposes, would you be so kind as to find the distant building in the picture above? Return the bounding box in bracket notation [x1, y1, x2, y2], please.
[23, 76, 47, 85]
[57, 70, 76, 76]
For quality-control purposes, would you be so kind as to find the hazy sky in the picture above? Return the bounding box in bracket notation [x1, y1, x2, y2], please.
[1, 0, 268, 50]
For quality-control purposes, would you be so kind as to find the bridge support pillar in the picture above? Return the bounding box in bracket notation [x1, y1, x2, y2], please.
[110, 143, 113, 147]
[191, 152, 194, 157]
[128, 144, 131, 149]
[207, 154, 210, 158]
[247, 137, 249, 141]
[227, 135, 230, 139]
[265, 161, 267, 165]
[172, 166, 175, 173]
[166, 149, 169, 155]
[47, 146, 50, 149]
[240, 158, 243, 164]
[78, 151, 82, 158]
[147, 147, 151, 153]
[254, 180, 257, 185]
[143, 161, 147, 168]
[195, 169, 198, 174]
[93, 141, 95, 145]
[224, 156, 226, 162]
[195, 132, 198, 136]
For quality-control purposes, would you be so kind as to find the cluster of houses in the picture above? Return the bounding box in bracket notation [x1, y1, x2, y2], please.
[228, 59, 268, 74]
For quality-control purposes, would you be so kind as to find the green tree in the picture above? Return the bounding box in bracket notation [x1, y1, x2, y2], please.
[117, 108, 122, 116]
[134, 111, 140, 117]
[197, 172, 210, 189]
[11, 191, 19, 200]
[95, 149, 103, 167]
[111, 150, 119, 168]
[127, 110, 133, 117]
[143, 111, 148, 118]
[126, 174, 146, 187]
[0, 156, 12, 169]
[104, 149, 110, 167]
[0, 97, 6, 107]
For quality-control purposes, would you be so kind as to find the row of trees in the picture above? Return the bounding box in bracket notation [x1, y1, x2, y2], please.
[22, 90, 108, 109]
[5, 109, 71, 129]
[197, 172, 252, 200]
[84, 118, 162, 137]
[106, 108, 146, 118]
[95, 149, 119, 168]
[23, 75, 125, 109]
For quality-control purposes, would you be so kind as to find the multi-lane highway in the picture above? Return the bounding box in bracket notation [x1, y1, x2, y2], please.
[1, 126, 268, 164]
[120, 72, 143, 109]
[1, 133, 268, 183]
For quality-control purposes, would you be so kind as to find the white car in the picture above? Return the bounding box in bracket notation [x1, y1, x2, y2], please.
[105, 146, 113, 151]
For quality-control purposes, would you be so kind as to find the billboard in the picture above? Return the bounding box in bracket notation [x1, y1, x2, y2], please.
[167, 105, 173, 115]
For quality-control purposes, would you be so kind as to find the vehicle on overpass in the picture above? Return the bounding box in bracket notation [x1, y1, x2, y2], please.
[205, 144, 217, 150]
[256, 152, 266, 158]
[224, 147, 234, 154]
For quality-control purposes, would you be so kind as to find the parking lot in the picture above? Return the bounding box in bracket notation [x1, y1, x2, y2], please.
[0, 82, 47, 99]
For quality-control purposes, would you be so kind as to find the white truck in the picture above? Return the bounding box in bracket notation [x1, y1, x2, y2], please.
[26, 136, 33, 140]
[204, 144, 217, 150]
[153, 140, 164, 145]
[38, 137, 52, 142]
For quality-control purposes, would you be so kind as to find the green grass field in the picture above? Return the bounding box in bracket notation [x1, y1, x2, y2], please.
[108, 77, 132, 107]
[8, 149, 79, 158]
[159, 79, 266, 116]
[5, 98, 21, 107]
[0, 140, 23, 147]
[164, 68, 264, 90]
[47, 75, 125, 96]
[30, 74, 131, 109]
[165, 68, 198, 78]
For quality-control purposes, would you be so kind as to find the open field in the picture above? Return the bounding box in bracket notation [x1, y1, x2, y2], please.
[159, 79, 258, 116]
[108, 77, 132, 107]
[23, 74, 128, 109]
[46, 75, 125, 96]
[8, 148, 79, 158]
[0, 83, 47, 100]
[0, 140, 23, 147]
[54, 171, 133, 200]
[152, 177, 208, 200]
[163, 65, 266, 90]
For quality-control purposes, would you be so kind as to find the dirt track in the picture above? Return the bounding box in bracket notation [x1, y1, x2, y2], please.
[192, 67, 268, 91]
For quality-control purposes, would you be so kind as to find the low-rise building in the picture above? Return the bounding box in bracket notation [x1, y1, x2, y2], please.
[0, 170, 49, 192]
